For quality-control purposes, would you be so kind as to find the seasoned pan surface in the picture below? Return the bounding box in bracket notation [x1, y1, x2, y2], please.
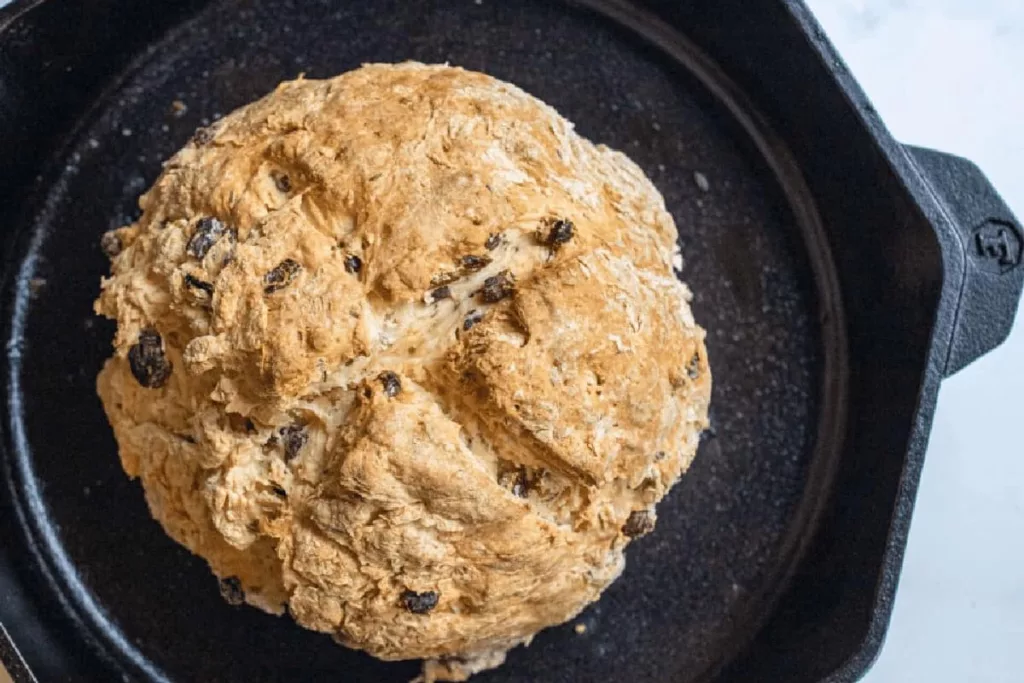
[4, 0, 845, 680]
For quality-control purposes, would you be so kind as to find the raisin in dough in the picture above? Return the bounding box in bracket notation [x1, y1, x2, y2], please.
[95, 62, 710, 680]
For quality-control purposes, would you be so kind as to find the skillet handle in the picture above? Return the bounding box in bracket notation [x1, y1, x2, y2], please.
[905, 145, 1024, 377]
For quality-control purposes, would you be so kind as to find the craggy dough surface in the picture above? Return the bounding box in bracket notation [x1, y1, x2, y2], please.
[95, 62, 710, 680]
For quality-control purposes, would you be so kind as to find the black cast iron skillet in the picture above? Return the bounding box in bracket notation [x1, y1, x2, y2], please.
[0, 1, 1021, 682]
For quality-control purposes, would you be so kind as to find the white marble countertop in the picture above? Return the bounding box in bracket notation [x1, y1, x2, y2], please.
[807, 1, 1024, 681]
[0, 1, 1020, 682]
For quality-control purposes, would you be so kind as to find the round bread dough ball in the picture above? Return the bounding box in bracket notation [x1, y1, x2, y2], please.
[95, 62, 710, 679]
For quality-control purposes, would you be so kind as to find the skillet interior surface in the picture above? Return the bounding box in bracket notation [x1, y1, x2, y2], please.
[3, 0, 846, 680]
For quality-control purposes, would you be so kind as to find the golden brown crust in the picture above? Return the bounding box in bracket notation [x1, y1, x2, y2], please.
[95, 62, 710, 676]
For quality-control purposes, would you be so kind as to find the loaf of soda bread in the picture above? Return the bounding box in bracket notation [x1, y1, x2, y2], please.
[95, 62, 710, 681]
